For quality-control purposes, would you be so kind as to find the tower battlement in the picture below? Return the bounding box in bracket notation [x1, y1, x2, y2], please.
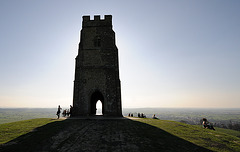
[82, 15, 112, 27]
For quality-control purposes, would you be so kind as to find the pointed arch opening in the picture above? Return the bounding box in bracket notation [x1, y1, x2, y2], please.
[90, 91, 104, 115]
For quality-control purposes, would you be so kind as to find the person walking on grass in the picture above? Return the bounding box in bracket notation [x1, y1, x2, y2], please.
[56, 105, 62, 119]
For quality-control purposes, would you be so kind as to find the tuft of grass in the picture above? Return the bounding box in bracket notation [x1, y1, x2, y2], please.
[0, 118, 62, 144]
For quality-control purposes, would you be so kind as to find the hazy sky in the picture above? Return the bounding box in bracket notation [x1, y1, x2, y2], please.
[0, 0, 239, 108]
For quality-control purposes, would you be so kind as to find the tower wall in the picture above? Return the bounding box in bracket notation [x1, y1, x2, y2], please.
[72, 15, 122, 117]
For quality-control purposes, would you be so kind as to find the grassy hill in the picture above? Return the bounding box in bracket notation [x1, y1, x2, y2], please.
[0, 118, 239, 152]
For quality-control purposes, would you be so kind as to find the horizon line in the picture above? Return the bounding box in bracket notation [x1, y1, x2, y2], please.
[0, 107, 240, 109]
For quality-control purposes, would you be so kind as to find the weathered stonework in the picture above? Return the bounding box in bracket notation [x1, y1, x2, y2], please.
[72, 15, 122, 117]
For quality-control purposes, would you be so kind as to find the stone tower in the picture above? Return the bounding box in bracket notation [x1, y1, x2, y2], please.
[72, 15, 122, 117]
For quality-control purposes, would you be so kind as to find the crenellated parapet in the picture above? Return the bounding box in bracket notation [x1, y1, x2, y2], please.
[82, 15, 112, 27]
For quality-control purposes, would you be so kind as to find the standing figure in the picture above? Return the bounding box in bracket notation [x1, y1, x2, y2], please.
[56, 105, 62, 119]
[69, 105, 73, 116]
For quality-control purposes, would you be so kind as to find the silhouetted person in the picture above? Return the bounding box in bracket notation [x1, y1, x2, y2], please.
[66, 109, 70, 117]
[56, 105, 62, 119]
[138, 113, 140, 118]
[69, 105, 73, 116]
[62, 109, 67, 117]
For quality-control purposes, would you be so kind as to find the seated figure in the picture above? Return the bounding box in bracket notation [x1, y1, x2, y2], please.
[202, 118, 215, 130]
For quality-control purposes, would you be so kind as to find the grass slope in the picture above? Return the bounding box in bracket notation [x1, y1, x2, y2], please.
[137, 119, 240, 152]
[0, 118, 62, 144]
[0, 118, 239, 152]
[214, 127, 240, 138]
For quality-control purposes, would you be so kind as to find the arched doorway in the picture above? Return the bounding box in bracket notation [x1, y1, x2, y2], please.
[90, 91, 104, 115]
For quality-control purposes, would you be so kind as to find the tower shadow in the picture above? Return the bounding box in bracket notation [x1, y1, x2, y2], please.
[0, 118, 212, 152]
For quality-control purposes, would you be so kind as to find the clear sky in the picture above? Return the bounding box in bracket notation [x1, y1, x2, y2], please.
[0, 0, 239, 108]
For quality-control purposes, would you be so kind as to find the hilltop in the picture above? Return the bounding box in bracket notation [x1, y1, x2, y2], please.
[0, 117, 240, 152]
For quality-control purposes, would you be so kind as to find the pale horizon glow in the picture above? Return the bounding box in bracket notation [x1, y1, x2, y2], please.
[0, 1, 240, 109]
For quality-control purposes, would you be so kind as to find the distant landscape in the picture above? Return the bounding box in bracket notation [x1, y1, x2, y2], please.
[1, 108, 240, 131]
[124, 108, 240, 131]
